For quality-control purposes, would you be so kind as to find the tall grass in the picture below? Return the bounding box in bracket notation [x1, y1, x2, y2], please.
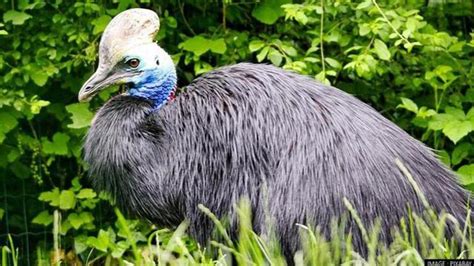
[1, 236, 18, 266]
[2, 160, 473, 265]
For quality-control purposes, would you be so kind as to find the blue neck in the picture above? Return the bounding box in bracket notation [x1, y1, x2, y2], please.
[128, 70, 177, 109]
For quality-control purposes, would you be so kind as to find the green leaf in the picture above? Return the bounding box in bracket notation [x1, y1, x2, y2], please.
[268, 48, 283, 66]
[436, 150, 450, 167]
[68, 212, 91, 229]
[457, 164, 474, 185]
[74, 235, 88, 254]
[315, 71, 330, 85]
[417, 107, 436, 119]
[0, 208, 3, 220]
[80, 212, 94, 224]
[448, 41, 465, 53]
[445, 106, 466, 120]
[179, 36, 209, 56]
[32, 211, 53, 226]
[397, 97, 418, 113]
[249, 40, 265, 52]
[111, 241, 129, 258]
[428, 65, 455, 84]
[373, 39, 391, 61]
[30, 71, 49, 86]
[442, 120, 472, 144]
[87, 229, 111, 252]
[252, 0, 291, 25]
[466, 107, 474, 121]
[208, 38, 227, 54]
[356, 0, 372, 9]
[324, 57, 341, 69]
[42, 133, 70, 156]
[91, 15, 111, 35]
[61, 220, 72, 235]
[30, 100, 50, 114]
[428, 114, 450, 130]
[76, 188, 97, 199]
[282, 44, 297, 57]
[406, 17, 418, 32]
[59, 190, 76, 210]
[3, 10, 32, 25]
[66, 103, 94, 129]
[294, 11, 308, 25]
[257, 46, 270, 62]
[359, 23, 371, 36]
[194, 61, 213, 75]
[451, 143, 471, 166]
[38, 188, 60, 207]
[0, 111, 18, 143]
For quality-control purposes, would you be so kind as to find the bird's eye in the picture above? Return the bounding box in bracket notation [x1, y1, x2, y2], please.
[156, 59, 160, 66]
[126, 58, 140, 68]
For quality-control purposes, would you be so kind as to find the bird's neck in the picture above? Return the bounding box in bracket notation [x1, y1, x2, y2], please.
[128, 70, 177, 109]
[84, 96, 177, 222]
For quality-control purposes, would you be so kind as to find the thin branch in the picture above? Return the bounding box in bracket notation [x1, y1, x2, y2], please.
[372, 0, 410, 44]
[178, 0, 196, 35]
[222, 0, 227, 30]
[365, 35, 376, 53]
[320, 0, 326, 76]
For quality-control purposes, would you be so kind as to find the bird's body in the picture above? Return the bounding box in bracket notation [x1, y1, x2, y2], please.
[84, 63, 471, 257]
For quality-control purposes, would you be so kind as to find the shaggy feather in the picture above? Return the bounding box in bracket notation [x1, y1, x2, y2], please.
[84, 63, 471, 257]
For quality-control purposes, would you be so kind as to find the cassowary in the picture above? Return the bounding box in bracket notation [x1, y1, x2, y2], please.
[78, 8, 471, 258]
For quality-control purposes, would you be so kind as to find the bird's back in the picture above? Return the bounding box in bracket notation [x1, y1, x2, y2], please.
[156, 63, 470, 253]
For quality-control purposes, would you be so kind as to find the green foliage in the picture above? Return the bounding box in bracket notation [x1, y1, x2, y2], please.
[0, 0, 473, 264]
[252, 0, 290, 25]
[65, 103, 94, 129]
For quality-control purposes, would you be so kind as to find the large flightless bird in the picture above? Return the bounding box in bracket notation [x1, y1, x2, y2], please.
[78, 8, 471, 258]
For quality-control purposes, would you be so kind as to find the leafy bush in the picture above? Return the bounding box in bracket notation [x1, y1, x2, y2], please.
[0, 0, 473, 264]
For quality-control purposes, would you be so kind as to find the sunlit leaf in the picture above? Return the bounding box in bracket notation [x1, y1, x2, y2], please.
[252, 0, 291, 25]
[208, 38, 227, 54]
[30, 71, 49, 86]
[373, 39, 391, 61]
[3, 10, 32, 25]
[442, 120, 472, 144]
[59, 190, 76, 210]
[397, 97, 418, 113]
[249, 40, 265, 52]
[32, 211, 53, 226]
[39, 188, 60, 207]
[257, 46, 270, 62]
[268, 48, 283, 66]
[179, 36, 209, 56]
[92, 15, 111, 35]
[42, 132, 70, 155]
[76, 188, 97, 199]
[66, 103, 94, 129]
[458, 164, 474, 185]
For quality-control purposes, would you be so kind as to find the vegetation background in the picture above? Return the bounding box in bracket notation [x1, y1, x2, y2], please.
[0, 0, 473, 264]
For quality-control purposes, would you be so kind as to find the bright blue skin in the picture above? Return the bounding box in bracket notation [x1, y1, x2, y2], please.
[121, 45, 177, 110]
[128, 69, 177, 109]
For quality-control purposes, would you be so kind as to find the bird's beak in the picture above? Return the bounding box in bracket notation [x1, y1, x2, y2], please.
[78, 69, 133, 102]
[78, 69, 109, 102]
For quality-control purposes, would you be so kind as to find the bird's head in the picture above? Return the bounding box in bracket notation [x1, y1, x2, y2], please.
[78, 8, 176, 109]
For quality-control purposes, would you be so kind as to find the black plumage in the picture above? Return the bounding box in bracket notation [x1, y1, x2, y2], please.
[84, 63, 471, 257]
